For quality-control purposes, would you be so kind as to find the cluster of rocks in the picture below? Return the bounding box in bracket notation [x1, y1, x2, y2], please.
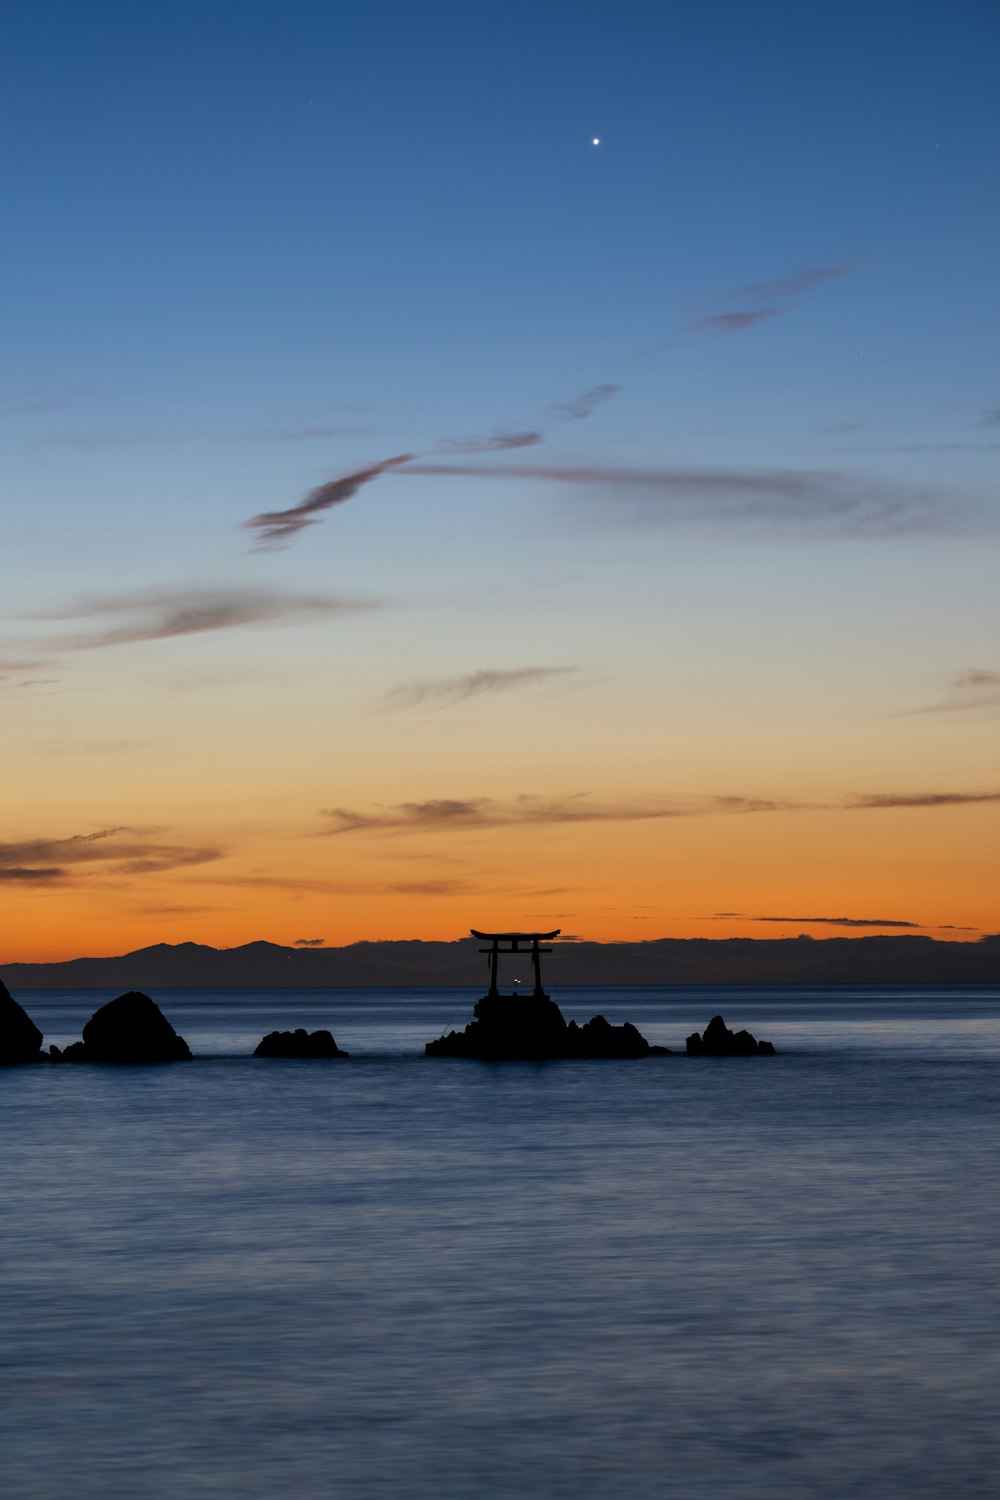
[687, 1014, 776, 1056]
[3, 975, 775, 1065]
[1, 980, 350, 1063]
[253, 1028, 348, 1058]
[425, 993, 673, 1060]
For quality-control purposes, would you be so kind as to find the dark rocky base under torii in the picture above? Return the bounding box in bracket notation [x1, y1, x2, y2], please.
[425, 993, 671, 1060]
[687, 1014, 775, 1056]
[55, 991, 192, 1063]
[253, 1028, 349, 1058]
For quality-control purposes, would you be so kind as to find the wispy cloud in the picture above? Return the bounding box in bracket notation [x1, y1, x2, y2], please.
[319, 793, 688, 836]
[316, 785, 1000, 839]
[710, 912, 926, 929]
[979, 406, 1000, 429]
[385, 665, 576, 711]
[27, 585, 370, 651]
[548, 384, 620, 422]
[680, 262, 855, 338]
[244, 454, 414, 548]
[243, 381, 624, 548]
[295, 937, 326, 946]
[908, 669, 1000, 715]
[847, 790, 1000, 809]
[683, 307, 789, 336]
[738, 264, 855, 300]
[432, 431, 543, 454]
[0, 827, 223, 884]
[402, 460, 942, 538]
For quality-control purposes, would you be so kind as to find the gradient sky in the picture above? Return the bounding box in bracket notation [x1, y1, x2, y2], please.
[2, 0, 998, 960]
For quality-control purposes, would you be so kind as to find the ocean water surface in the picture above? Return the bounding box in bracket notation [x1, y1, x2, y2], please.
[3, 985, 1000, 1499]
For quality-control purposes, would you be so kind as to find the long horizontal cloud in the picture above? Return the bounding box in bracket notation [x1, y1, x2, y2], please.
[319, 794, 688, 836]
[847, 791, 1000, 809]
[318, 786, 1000, 838]
[385, 665, 575, 710]
[28, 586, 370, 651]
[244, 454, 414, 547]
[402, 460, 939, 538]
[0, 827, 223, 883]
[711, 912, 926, 929]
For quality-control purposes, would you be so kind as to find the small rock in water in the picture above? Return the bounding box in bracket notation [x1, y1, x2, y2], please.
[0, 979, 44, 1065]
[686, 1014, 775, 1056]
[253, 1028, 348, 1058]
[63, 991, 192, 1062]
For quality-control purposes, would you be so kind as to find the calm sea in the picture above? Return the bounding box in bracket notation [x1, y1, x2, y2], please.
[3, 985, 1000, 1500]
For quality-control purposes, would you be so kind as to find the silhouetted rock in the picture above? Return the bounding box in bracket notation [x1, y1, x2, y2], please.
[63, 991, 192, 1062]
[426, 993, 669, 1060]
[686, 1014, 775, 1056]
[253, 1028, 348, 1058]
[0, 979, 44, 1064]
[566, 1013, 671, 1058]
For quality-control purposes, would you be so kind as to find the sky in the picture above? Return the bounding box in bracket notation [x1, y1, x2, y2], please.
[2, 0, 999, 960]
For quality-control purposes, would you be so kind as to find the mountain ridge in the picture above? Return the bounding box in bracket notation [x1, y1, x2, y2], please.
[3, 934, 999, 989]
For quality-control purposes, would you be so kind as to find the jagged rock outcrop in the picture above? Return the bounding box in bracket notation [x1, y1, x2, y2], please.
[62, 991, 192, 1062]
[253, 1028, 348, 1058]
[0, 979, 44, 1064]
[686, 1014, 775, 1056]
[425, 993, 670, 1060]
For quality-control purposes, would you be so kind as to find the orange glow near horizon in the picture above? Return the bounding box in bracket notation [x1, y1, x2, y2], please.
[2, 795, 996, 963]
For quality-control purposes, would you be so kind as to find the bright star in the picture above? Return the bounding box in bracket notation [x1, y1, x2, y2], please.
[592, 137, 600, 146]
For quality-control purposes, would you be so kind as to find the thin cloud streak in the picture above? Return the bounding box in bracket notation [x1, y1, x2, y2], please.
[548, 384, 620, 421]
[683, 307, 789, 336]
[848, 791, 1000, 809]
[317, 786, 1000, 838]
[402, 460, 942, 538]
[907, 669, 1000, 715]
[677, 262, 855, 340]
[244, 454, 414, 548]
[0, 827, 223, 883]
[738, 264, 855, 300]
[432, 431, 543, 454]
[28, 586, 370, 651]
[319, 794, 689, 836]
[386, 665, 576, 710]
[711, 912, 926, 929]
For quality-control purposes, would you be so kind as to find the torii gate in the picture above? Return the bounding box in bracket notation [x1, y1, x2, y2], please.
[471, 929, 561, 1000]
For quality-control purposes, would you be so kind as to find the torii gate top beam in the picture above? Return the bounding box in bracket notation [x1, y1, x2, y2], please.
[471, 930, 561, 998]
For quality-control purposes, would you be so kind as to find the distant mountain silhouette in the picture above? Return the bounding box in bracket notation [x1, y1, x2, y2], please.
[3, 934, 999, 989]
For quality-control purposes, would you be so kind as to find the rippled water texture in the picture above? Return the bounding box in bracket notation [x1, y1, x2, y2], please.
[3, 986, 1000, 1498]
